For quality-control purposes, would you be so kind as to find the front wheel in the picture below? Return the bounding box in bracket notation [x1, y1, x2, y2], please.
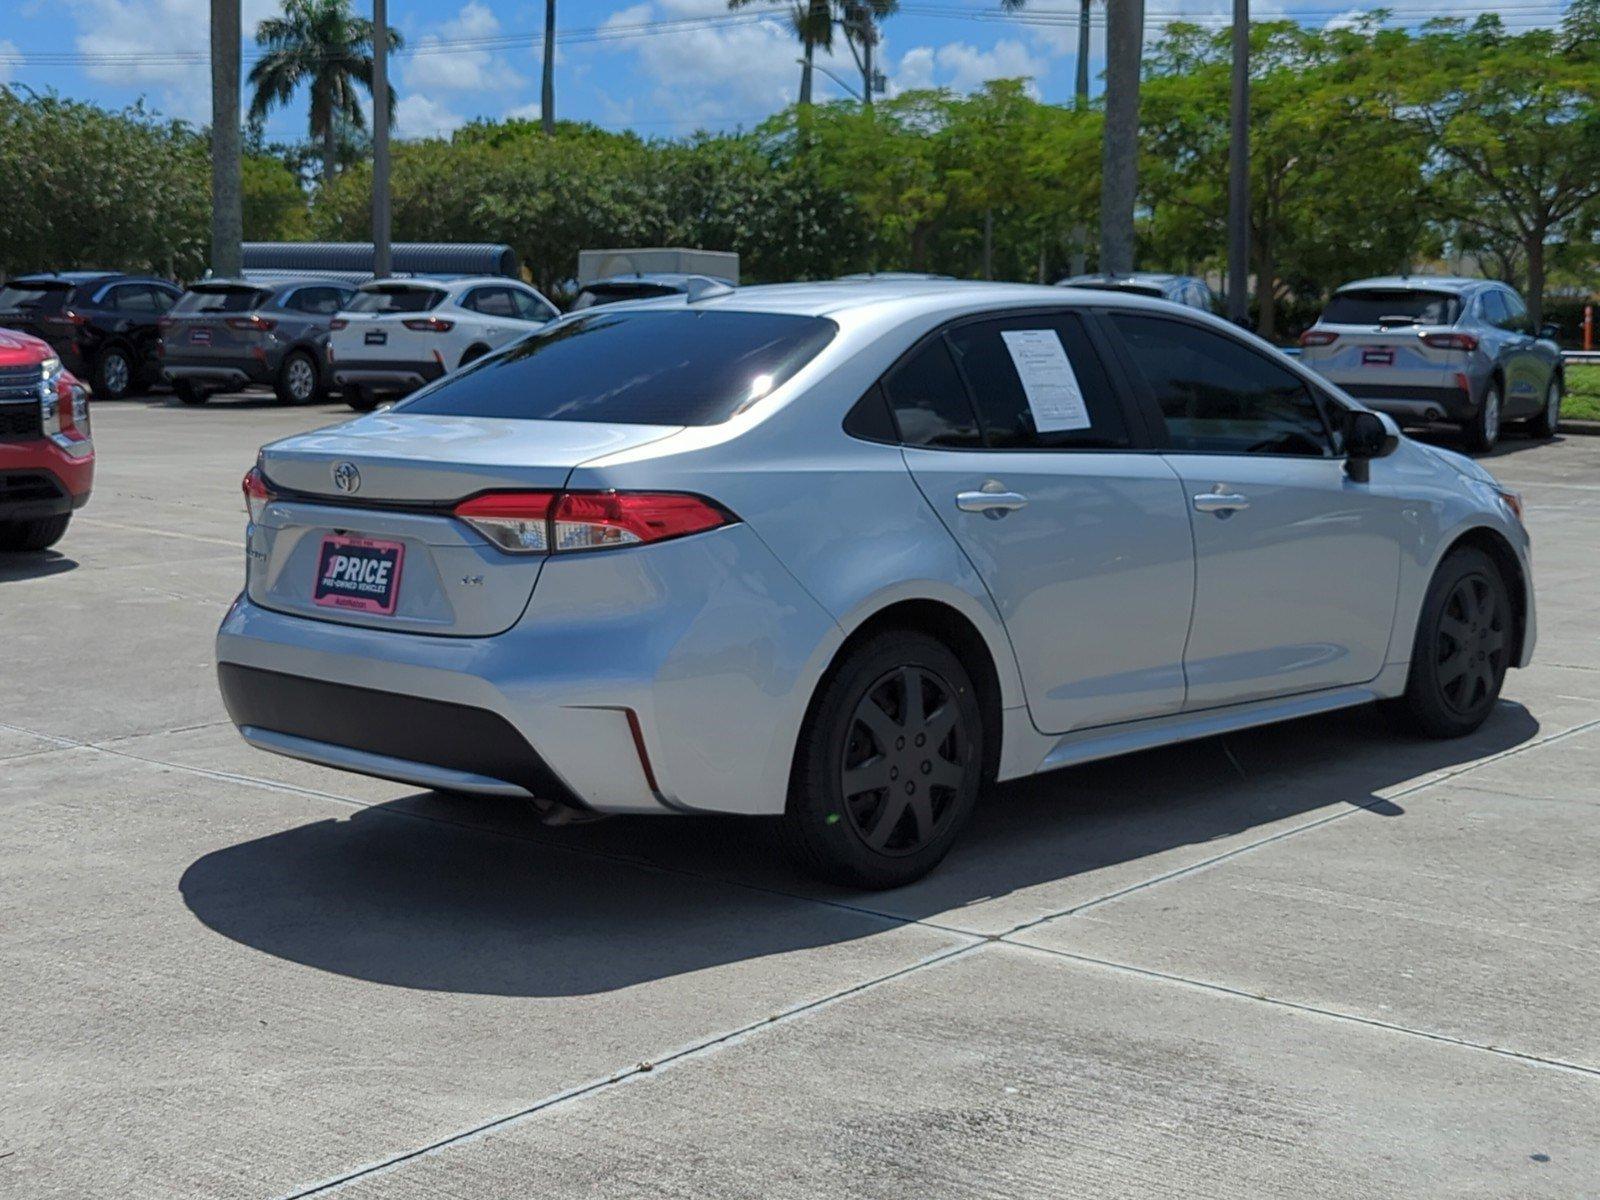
[1401, 547, 1512, 738]
[780, 631, 984, 889]
[0, 514, 70, 552]
[1526, 376, 1561, 439]
[1463, 380, 1501, 454]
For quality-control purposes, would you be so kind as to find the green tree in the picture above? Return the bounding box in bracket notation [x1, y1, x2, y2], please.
[1399, 7, 1600, 323]
[247, 0, 401, 189]
[242, 155, 309, 240]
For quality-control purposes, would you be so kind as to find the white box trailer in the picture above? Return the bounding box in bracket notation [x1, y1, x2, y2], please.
[577, 248, 739, 286]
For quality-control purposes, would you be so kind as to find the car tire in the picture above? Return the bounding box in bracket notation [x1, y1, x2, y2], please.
[93, 346, 135, 400]
[1526, 375, 1561, 439]
[345, 386, 380, 413]
[458, 344, 489, 369]
[1400, 546, 1512, 739]
[174, 380, 209, 406]
[274, 350, 321, 405]
[1463, 379, 1502, 454]
[780, 630, 984, 889]
[0, 514, 71, 552]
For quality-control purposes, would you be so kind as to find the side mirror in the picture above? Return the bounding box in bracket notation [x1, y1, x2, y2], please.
[1539, 322, 1560, 341]
[1345, 409, 1399, 482]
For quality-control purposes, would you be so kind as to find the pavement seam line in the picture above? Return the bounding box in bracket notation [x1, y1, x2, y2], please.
[999, 939, 1600, 1080]
[999, 712, 1600, 938]
[274, 940, 984, 1199]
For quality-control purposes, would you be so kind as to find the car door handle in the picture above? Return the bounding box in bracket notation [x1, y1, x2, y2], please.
[956, 486, 1028, 517]
[1193, 491, 1250, 514]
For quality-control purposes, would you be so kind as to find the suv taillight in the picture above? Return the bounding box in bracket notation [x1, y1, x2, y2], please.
[227, 315, 276, 332]
[242, 465, 275, 523]
[1299, 330, 1338, 347]
[453, 491, 735, 555]
[330, 318, 348, 331]
[1421, 331, 1479, 352]
[402, 317, 454, 333]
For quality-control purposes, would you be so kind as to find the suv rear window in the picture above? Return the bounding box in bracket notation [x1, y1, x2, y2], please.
[0, 283, 70, 312]
[174, 287, 271, 313]
[1320, 289, 1460, 327]
[347, 286, 445, 313]
[397, 310, 837, 426]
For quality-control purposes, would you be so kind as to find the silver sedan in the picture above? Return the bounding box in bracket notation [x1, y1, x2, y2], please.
[217, 280, 1535, 887]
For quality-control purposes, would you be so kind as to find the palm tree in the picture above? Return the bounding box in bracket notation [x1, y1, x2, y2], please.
[840, 1, 896, 107]
[1099, 0, 1143, 274]
[247, 0, 401, 187]
[210, 0, 242, 275]
[730, 0, 833, 105]
[540, 0, 555, 133]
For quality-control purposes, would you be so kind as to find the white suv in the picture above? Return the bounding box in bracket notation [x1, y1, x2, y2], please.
[329, 276, 558, 410]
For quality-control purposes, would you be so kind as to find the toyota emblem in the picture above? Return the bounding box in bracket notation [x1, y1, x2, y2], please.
[332, 462, 361, 493]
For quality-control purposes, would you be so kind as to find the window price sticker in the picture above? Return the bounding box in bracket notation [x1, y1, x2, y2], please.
[1000, 328, 1092, 432]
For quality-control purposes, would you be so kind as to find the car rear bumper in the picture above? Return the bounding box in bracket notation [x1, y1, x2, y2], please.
[215, 523, 842, 816]
[1337, 382, 1475, 422]
[331, 358, 445, 393]
[163, 356, 273, 388]
[0, 440, 93, 518]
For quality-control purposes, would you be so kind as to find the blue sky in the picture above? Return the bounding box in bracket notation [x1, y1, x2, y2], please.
[0, 0, 1567, 142]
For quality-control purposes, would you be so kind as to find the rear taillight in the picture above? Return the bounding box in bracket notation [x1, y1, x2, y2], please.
[48, 309, 88, 328]
[330, 318, 348, 331]
[242, 465, 275, 524]
[452, 491, 734, 555]
[1421, 331, 1479, 352]
[158, 316, 175, 331]
[402, 317, 455, 333]
[1299, 330, 1338, 347]
[226, 315, 276, 332]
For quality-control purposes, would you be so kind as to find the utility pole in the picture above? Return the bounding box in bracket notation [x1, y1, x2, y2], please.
[372, 0, 392, 279]
[1226, 0, 1250, 325]
[209, 0, 242, 278]
[1070, 0, 1092, 276]
[1099, 0, 1144, 276]
[541, 0, 556, 133]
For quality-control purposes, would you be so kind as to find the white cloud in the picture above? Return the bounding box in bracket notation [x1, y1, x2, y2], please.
[504, 100, 543, 122]
[889, 39, 1047, 98]
[396, 92, 466, 139]
[403, 1, 524, 96]
[0, 40, 16, 87]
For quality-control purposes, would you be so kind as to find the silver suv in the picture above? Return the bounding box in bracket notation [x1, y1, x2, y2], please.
[1298, 276, 1563, 452]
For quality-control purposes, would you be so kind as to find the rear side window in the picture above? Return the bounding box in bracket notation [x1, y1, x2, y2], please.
[463, 287, 517, 317]
[348, 286, 444, 313]
[285, 286, 346, 314]
[109, 284, 166, 313]
[1109, 313, 1331, 457]
[1321, 289, 1460, 327]
[396, 309, 837, 426]
[882, 337, 983, 448]
[946, 314, 1130, 449]
[175, 287, 270, 314]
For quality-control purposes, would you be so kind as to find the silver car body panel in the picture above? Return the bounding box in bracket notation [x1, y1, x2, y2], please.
[218, 280, 1535, 817]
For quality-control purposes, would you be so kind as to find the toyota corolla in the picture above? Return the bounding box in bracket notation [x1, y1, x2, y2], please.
[217, 281, 1534, 887]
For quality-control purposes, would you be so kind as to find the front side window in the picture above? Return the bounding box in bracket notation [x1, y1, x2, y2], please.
[1109, 313, 1331, 457]
[1499, 290, 1532, 334]
[287, 286, 345, 314]
[465, 287, 516, 317]
[510, 289, 553, 322]
[945, 314, 1130, 449]
[112, 285, 164, 314]
[397, 309, 836, 426]
[882, 337, 983, 449]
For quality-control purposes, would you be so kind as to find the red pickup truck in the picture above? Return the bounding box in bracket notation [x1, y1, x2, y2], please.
[0, 328, 93, 552]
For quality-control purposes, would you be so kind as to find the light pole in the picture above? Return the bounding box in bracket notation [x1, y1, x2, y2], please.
[1227, 0, 1249, 325]
[209, 0, 242, 278]
[372, 0, 392, 279]
[799, 58, 863, 102]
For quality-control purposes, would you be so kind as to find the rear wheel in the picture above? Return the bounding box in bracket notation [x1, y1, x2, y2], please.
[781, 631, 984, 889]
[1401, 546, 1512, 738]
[458, 344, 489, 369]
[345, 385, 380, 413]
[1526, 375, 1561, 439]
[0, 514, 70, 552]
[94, 346, 134, 400]
[274, 350, 320, 405]
[174, 380, 210, 406]
[1463, 379, 1501, 454]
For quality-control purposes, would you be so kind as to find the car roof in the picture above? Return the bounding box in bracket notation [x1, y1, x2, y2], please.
[1059, 272, 1189, 287]
[1334, 275, 1487, 295]
[193, 276, 346, 293]
[584, 273, 729, 289]
[355, 275, 522, 294]
[10, 271, 126, 286]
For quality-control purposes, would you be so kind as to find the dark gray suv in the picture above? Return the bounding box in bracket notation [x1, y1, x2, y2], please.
[158, 277, 356, 405]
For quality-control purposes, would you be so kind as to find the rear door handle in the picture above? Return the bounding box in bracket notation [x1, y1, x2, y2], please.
[956, 485, 1029, 517]
[1193, 491, 1250, 514]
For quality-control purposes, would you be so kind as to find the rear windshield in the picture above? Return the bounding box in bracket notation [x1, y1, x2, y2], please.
[1321, 289, 1460, 326]
[571, 283, 680, 310]
[173, 287, 271, 313]
[0, 283, 70, 312]
[396, 309, 838, 426]
[347, 286, 445, 313]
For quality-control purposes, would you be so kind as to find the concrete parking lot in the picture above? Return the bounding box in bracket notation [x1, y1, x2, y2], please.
[3, 393, 1598, 1199]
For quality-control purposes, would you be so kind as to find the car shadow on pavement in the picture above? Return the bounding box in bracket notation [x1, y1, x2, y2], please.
[0, 550, 78, 582]
[179, 700, 1539, 998]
